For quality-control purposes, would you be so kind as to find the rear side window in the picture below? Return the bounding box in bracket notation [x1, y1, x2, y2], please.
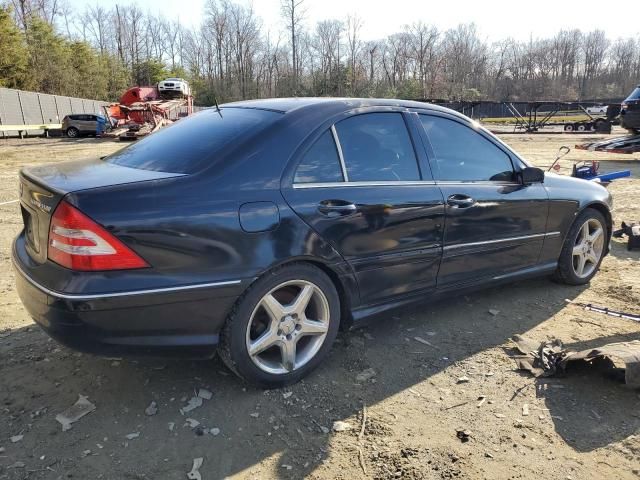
[104, 108, 282, 174]
[420, 115, 515, 182]
[335, 113, 420, 182]
[294, 130, 344, 183]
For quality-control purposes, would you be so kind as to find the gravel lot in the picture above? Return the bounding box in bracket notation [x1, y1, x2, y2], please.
[1, 132, 639, 479]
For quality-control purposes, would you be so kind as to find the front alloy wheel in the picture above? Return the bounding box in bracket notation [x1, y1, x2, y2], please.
[554, 208, 607, 285]
[571, 218, 605, 279]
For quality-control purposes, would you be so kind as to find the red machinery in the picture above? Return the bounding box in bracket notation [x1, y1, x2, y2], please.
[103, 85, 193, 140]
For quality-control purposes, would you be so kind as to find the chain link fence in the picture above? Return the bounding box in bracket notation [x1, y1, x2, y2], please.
[0, 87, 111, 136]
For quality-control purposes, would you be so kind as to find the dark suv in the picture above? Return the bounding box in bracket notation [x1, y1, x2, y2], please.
[620, 85, 640, 133]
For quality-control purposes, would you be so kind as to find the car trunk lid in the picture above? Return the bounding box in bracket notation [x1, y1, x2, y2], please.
[19, 157, 184, 264]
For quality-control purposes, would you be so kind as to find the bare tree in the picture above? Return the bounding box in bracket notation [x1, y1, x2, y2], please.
[280, 0, 305, 92]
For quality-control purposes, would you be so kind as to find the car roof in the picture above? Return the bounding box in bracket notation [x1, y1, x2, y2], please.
[222, 97, 461, 117]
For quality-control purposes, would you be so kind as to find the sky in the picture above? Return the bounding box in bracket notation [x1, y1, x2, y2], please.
[67, 0, 637, 42]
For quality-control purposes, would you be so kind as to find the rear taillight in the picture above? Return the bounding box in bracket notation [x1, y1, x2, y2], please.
[48, 201, 149, 271]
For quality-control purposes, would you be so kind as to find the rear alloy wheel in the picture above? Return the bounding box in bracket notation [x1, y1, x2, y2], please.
[554, 208, 607, 285]
[219, 263, 340, 388]
[66, 127, 79, 138]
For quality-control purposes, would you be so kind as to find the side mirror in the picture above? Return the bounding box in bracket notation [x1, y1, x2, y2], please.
[521, 167, 544, 184]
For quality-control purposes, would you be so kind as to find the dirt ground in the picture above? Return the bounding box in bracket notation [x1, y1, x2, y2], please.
[0, 131, 639, 480]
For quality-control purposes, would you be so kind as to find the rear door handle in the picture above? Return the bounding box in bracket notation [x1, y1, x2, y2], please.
[318, 200, 358, 217]
[447, 194, 476, 208]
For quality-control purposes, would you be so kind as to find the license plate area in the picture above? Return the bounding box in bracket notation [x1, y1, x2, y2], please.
[20, 204, 40, 254]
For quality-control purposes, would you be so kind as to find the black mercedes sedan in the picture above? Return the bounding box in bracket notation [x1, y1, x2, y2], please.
[13, 98, 613, 387]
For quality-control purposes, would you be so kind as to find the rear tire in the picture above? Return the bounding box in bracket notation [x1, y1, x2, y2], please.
[66, 127, 79, 138]
[553, 208, 607, 285]
[218, 263, 340, 388]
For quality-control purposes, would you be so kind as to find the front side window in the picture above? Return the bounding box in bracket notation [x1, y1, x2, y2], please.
[294, 129, 344, 183]
[420, 115, 515, 182]
[335, 113, 420, 182]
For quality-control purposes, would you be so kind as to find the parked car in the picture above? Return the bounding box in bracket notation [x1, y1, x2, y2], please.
[620, 85, 640, 133]
[62, 114, 105, 138]
[13, 98, 613, 388]
[158, 78, 190, 97]
[586, 105, 608, 115]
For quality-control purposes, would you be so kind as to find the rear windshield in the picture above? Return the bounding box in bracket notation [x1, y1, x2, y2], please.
[625, 87, 640, 102]
[104, 108, 282, 174]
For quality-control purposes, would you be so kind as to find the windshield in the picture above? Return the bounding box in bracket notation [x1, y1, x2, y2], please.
[104, 108, 282, 174]
[625, 87, 640, 102]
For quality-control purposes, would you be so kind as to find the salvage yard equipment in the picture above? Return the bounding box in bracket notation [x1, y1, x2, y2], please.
[102, 82, 194, 141]
[546, 146, 631, 186]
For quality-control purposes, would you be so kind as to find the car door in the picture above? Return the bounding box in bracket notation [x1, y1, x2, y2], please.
[417, 112, 549, 288]
[282, 110, 445, 306]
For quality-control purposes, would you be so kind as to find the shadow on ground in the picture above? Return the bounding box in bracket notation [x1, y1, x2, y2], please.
[1, 277, 638, 479]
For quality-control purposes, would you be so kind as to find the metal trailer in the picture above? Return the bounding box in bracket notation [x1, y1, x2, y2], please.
[503, 101, 613, 133]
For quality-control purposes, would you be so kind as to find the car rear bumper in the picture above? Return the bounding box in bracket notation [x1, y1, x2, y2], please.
[620, 109, 640, 130]
[13, 241, 247, 358]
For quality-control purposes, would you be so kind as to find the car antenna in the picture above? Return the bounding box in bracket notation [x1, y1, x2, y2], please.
[213, 94, 223, 118]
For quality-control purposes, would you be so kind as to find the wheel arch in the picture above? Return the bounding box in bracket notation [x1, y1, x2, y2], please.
[581, 201, 612, 243]
[246, 256, 357, 330]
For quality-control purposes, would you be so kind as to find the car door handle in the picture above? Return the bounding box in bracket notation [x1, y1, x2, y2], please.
[317, 200, 358, 217]
[447, 194, 476, 208]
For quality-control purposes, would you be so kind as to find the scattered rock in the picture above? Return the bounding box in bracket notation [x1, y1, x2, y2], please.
[356, 368, 377, 383]
[457, 376, 470, 384]
[184, 418, 200, 428]
[0, 447, 5, 453]
[282, 391, 293, 399]
[488, 309, 500, 316]
[456, 428, 471, 442]
[180, 396, 203, 414]
[414, 336, 435, 347]
[522, 404, 530, 416]
[494, 413, 506, 418]
[249, 412, 260, 418]
[187, 457, 203, 480]
[320, 426, 330, 434]
[168, 422, 175, 431]
[10, 435, 23, 443]
[332, 421, 352, 432]
[476, 396, 487, 407]
[145, 401, 158, 416]
[197, 389, 213, 400]
[125, 432, 140, 440]
[7, 461, 25, 469]
[55, 395, 96, 431]
[281, 464, 293, 470]
[209, 427, 220, 436]
[485, 452, 494, 459]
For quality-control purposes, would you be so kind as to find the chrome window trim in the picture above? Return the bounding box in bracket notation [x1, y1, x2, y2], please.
[443, 231, 560, 251]
[293, 180, 437, 189]
[13, 260, 242, 301]
[330, 125, 349, 182]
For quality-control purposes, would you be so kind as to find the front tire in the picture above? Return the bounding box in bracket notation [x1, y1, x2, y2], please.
[219, 263, 340, 388]
[554, 208, 607, 285]
[66, 127, 79, 138]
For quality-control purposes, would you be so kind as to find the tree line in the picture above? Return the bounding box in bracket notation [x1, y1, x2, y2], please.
[1, 0, 639, 105]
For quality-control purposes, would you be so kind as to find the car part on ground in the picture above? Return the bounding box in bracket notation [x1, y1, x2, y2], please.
[613, 221, 640, 250]
[512, 334, 640, 389]
[575, 133, 640, 154]
[565, 299, 640, 323]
